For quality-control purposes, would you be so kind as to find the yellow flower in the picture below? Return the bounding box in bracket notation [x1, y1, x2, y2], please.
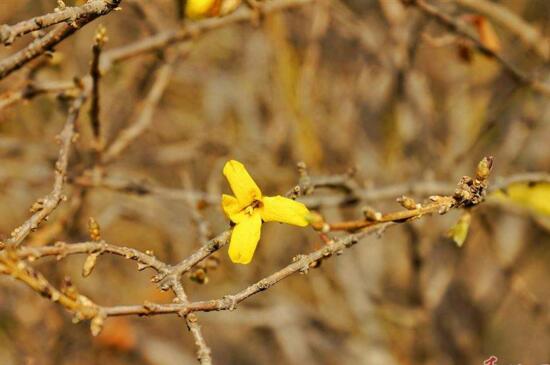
[222, 160, 310, 264]
[185, 0, 242, 19]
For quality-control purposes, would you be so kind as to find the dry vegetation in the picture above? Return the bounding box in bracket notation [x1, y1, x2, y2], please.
[0, 0, 550, 364]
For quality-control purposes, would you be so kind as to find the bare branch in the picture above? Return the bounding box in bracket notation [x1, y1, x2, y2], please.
[172, 281, 212, 365]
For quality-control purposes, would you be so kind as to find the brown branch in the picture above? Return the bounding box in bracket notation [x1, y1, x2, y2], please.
[99, 226, 385, 317]
[0, 0, 121, 80]
[16, 240, 168, 274]
[407, 0, 550, 97]
[3, 93, 87, 247]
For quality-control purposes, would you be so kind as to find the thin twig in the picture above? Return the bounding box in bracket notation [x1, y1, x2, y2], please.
[172, 281, 212, 365]
[89, 25, 108, 152]
[16, 240, 168, 273]
[312, 195, 456, 231]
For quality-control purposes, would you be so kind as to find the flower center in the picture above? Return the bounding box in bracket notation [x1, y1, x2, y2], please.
[244, 199, 262, 215]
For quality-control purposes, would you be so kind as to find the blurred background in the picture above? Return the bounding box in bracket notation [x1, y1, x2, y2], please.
[0, 0, 549, 364]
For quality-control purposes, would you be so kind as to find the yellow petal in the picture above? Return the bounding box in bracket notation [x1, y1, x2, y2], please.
[223, 160, 262, 207]
[185, 0, 217, 19]
[260, 195, 310, 227]
[228, 213, 262, 264]
[222, 194, 244, 223]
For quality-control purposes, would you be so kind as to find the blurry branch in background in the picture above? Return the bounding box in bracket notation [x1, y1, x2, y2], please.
[0, 0, 122, 80]
[406, 0, 550, 97]
[71, 165, 550, 210]
[89, 25, 108, 153]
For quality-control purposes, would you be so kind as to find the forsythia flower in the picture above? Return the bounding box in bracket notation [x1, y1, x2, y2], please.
[222, 160, 310, 264]
[185, 0, 242, 19]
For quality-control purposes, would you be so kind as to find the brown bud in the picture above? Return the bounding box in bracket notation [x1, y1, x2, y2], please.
[396, 195, 417, 210]
[30, 199, 45, 213]
[476, 156, 494, 181]
[88, 217, 101, 241]
[61, 276, 78, 300]
[362, 206, 382, 221]
[90, 313, 106, 336]
[190, 268, 208, 284]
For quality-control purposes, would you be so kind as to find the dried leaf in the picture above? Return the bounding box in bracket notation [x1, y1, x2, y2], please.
[448, 211, 472, 247]
[469, 15, 501, 53]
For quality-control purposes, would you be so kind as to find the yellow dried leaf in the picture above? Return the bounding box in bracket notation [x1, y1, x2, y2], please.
[448, 211, 472, 247]
[477, 17, 501, 53]
[465, 15, 501, 53]
[490, 182, 550, 216]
